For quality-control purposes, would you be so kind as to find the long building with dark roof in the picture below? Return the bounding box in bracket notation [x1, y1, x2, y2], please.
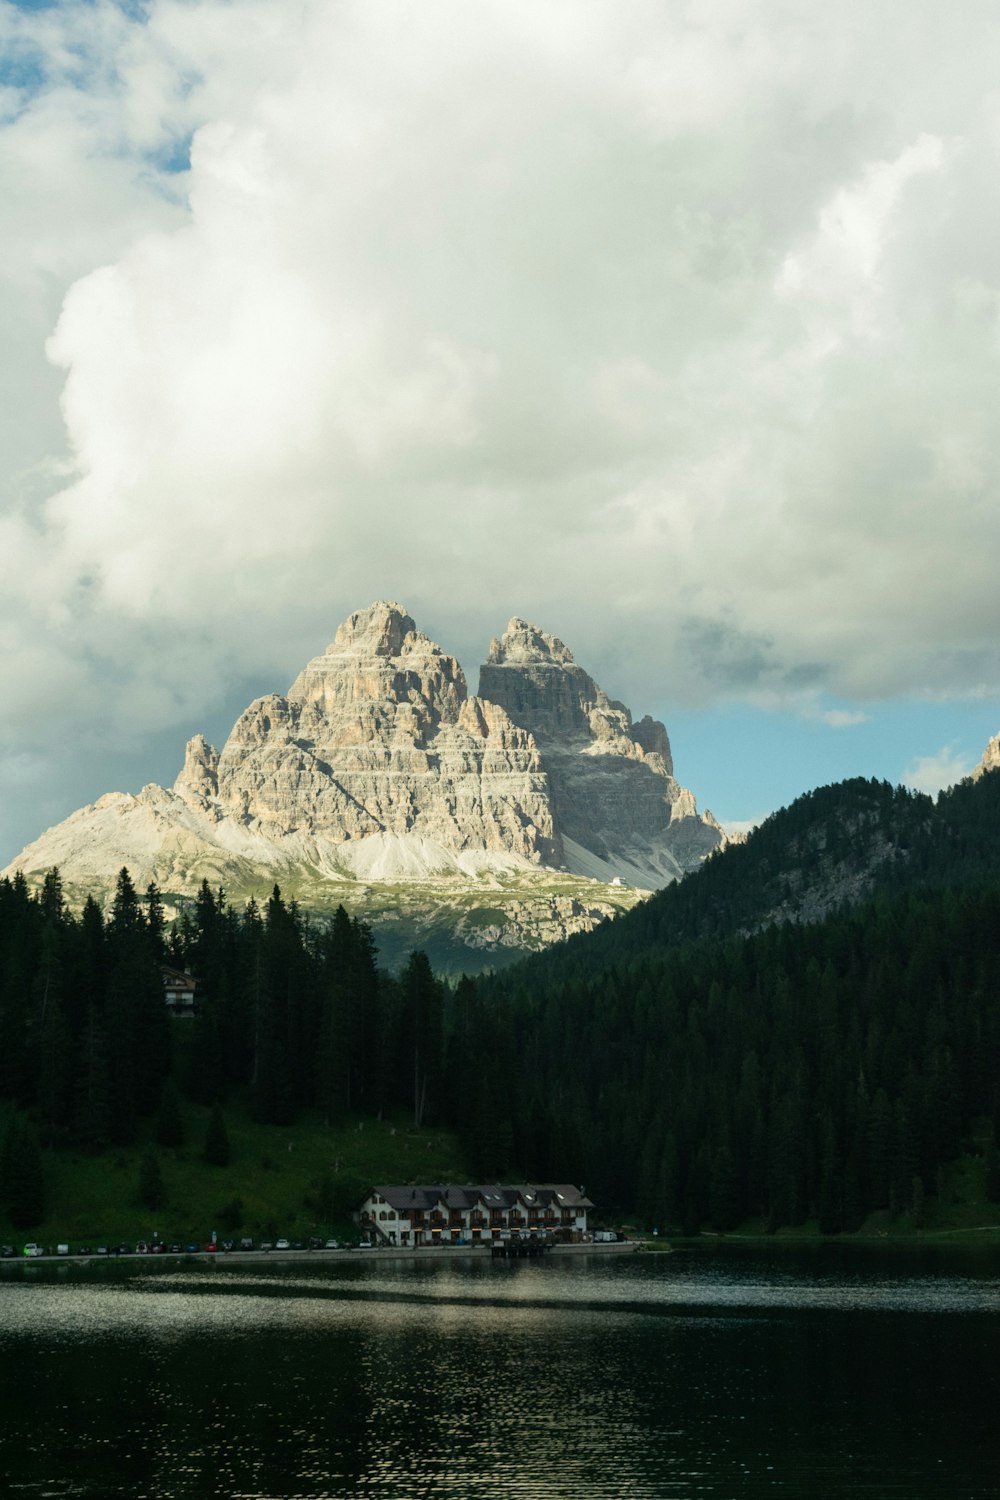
[358, 1184, 593, 1246]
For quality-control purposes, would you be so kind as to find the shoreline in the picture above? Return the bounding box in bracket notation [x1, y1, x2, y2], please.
[1, 1238, 641, 1270]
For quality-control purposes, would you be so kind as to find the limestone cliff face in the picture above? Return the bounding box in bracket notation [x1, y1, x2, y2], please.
[180, 601, 559, 863]
[478, 618, 721, 882]
[6, 602, 722, 946]
[972, 732, 1000, 781]
[173, 734, 220, 813]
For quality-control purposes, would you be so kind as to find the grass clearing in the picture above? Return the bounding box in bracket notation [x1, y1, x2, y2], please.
[2, 1101, 470, 1249]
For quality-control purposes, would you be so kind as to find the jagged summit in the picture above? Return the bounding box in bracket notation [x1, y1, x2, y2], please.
[487, 618, 576, 668]
[6, 603, 723, 949]
[285, 599, 467, 727]
[972, 731, 1000, 782]
[478, 614, 709, 882]
[333, 600, 417, 655]
[482, 617, 634, 747]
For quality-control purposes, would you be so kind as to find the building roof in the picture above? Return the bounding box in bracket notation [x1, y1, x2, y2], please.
[366, 1183, 594, 1212]
[160, 965, 197, 988]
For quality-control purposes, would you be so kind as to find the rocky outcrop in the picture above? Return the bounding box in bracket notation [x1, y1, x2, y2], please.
[174, 734, 220, 812]
[207, 602, 558, 863]
[478, 617, 721, 884]
[4, 602, 723, 961]
[971, 732, 1000, 781]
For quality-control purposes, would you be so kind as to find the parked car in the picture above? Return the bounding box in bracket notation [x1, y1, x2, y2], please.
[275, 1238, 290, 1251]
[1, 1245, 16, 1258]
[204, 1242, 217, 1253]
[260, 1241, 273, 1253]
[238, 1238, 254, 1252]
[324, 1239, 339, 1250]
[22, 1243, 43, 1257]
[96, 1246, 109, 1256]
[290, 1240, 305, 1251]
[77, 1246, 93, 1257]
[169, 1244, 182, 1254]
[135, 1241, 149, 1255]
[184, 1243, 199, 1254]
[220, 1240, 234, 1252]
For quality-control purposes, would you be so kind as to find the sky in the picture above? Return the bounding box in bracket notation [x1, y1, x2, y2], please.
[2, 0, 1000, 863]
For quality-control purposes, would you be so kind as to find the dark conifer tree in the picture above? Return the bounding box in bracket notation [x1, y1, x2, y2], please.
[144, 882, 167, 964]
[400, 951, 443, 1128]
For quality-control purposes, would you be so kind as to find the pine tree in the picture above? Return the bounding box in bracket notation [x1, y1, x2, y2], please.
[144, 882, 167, 963]
[401, 951, 443, 1128]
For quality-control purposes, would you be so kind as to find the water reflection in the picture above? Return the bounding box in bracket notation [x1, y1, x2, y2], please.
[1, 1249, 998, 1498]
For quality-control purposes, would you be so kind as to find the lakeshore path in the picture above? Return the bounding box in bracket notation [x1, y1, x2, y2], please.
[4, 1239, 640, 1268]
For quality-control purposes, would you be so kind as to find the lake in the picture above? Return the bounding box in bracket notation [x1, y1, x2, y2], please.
[0, 1243, 998, 1498]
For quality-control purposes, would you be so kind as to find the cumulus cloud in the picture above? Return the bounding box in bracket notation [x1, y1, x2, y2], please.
[3, 0, 1000, 856]
[902, 745, 976, 797]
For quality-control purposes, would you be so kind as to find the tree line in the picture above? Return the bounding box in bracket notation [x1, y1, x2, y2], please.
[474, 883, 1000, 1229]
[3, 767, 1000, 1235]
[0, 868, 447, 1226]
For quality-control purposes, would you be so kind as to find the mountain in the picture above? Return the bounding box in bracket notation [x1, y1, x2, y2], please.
[479, 617, 721, 883]
[973, 731, 1000, 781]
[468, 756, 1000, 1230]
[4, 602, 722, 968]
[505, 746, 1000, 982]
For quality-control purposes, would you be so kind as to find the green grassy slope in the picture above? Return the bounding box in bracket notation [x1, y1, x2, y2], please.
[0, 1098, 469, 1250]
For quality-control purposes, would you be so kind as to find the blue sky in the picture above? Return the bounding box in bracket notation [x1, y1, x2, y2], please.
[667, 698, 1000, 832]
[2, 0, 1000, 863]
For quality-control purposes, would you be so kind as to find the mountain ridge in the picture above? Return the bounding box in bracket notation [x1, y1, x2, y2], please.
[500, 753, 1000, 988]
[5, 602, 723, 966]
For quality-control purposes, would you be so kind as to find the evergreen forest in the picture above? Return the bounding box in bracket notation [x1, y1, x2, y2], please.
[2, 769, 1000, 1239]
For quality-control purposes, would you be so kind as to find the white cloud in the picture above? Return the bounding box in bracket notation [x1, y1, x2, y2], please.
[816, 708, 869, 730]
[3, 0, 1000, 857]
[902, 745, 975, 796]
[723, 816, 767, 839]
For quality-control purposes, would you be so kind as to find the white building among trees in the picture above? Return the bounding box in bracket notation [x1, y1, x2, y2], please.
[359, 1183, 593, 1245]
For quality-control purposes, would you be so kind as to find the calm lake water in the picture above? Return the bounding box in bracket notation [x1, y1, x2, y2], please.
[1, 1243, 998, 1498]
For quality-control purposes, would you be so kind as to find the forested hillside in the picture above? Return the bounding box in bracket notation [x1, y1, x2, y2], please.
[3, 770, 1000, 1238]
[0, 869, 450, 1230]
[474, 884, 1000, 1227]
[466, 772, 1000, 1229]
[515, 769, 1000, 975]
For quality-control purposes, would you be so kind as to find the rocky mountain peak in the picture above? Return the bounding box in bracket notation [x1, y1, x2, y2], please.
[478, 615, 717, 881]
[331, 600, 418, 657]
[202, 602, 556, 861]
[173, 733, 220, 812]
[971, 731, 1000, 781]
[5, 601, 722, 914]
[631, 714, 674, 775]
[487, 618, 576, 668]
[287, 599, 467, 723]
[480, 620, 619, 745]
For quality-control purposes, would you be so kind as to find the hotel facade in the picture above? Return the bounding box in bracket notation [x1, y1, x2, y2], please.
[358, 1183, 593, 1246]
